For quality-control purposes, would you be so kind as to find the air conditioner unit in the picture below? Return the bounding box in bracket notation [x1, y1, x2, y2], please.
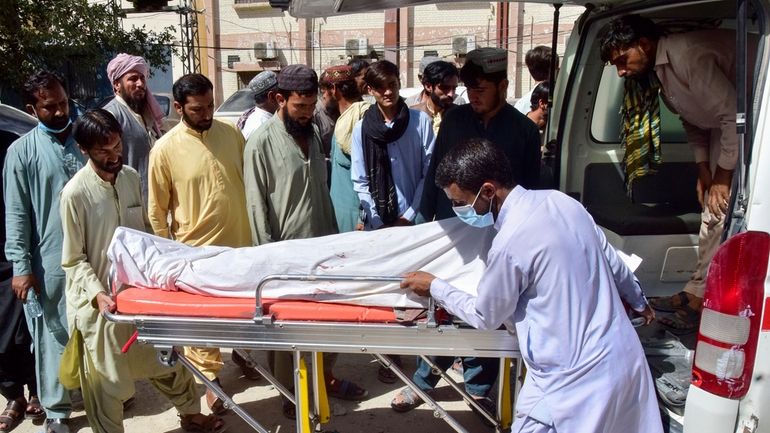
[345, 38, 369, 56]
[452, 35, 476, 55]
[227, 55, 240, 69]
[254, 41, 277, 60]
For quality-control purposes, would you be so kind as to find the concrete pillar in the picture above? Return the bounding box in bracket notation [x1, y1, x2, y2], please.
[384, 9, 399, 65]
[512, 3, 526, 100]
[201, 0, 224, 105]
[399, 7, 413, 87]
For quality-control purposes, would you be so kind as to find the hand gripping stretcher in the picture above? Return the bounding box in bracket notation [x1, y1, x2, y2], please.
[104, 271, 522, 433]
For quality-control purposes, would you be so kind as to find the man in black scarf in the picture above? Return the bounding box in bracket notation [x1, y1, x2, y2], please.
[351, 60, 435, 230]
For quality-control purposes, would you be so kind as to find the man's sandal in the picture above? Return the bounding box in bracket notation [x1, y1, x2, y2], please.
[659, 304, 701, 335]
[390, 387, 427, 413]
[180, 413, 226, 433]
[327, 379, 369, 401]
[0, 399, 25, 433]
[205, 388, 228, 416]
[231, 350, 262, 381]
[25, 396, 45, 425]
[649, 292, 692, 313]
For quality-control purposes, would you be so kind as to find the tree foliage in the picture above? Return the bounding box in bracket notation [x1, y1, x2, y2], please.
[0, 0, 176, 88]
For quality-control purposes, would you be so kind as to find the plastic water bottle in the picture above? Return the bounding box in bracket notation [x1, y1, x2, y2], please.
[25, 290, 43, 318]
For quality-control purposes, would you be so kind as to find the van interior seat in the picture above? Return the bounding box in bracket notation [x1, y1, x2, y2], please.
[582, 162, 702, 236]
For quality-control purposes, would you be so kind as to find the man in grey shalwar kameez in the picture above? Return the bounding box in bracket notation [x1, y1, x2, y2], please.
[103, 53, 167, 203]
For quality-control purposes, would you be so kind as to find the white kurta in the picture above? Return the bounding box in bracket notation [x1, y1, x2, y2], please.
[430, 187, 662, 433]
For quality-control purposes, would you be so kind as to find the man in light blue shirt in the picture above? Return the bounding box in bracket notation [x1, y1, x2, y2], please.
[350, 60, 434, 230]
[3, 71, 85, 433]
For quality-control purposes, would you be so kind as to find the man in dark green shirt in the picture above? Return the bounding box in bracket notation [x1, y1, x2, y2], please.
[419, 47, 542, 222]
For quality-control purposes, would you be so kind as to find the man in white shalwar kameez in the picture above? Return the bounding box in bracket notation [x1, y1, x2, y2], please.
[402, 138, 662, 433]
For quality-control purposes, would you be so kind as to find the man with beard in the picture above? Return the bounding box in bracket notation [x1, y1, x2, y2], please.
[351, 60, 434, 232]
[404, 56, 440, 107]
[244, 64, 367, 418]
[60, 109, 224, 433]
[3, 71, 84, 433]
[314, 69, 341, 157]
[103, 53, 166, 203]
[148, 74, 253, 415]
[412, 60, 459, 136]
[419, 48, 541, 222]
[600, 15, 750, 333]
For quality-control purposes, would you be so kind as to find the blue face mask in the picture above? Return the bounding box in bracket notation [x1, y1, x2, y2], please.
[34, 108, 72, 135]
[37, 119, 72, 135]
[452, 187, 494, 228]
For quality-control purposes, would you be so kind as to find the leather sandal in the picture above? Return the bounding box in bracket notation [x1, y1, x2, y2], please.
[659, 304, 701, 335]
[25, 395, 45, 425]
[0, 399, 25, 433]
[231, 350, 262, 381]
[205, 388, 227, 416]
[180, 413, 226, 433]
[649, 292, 692, 313]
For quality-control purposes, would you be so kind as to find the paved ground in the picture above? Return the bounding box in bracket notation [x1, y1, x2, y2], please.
[7, 349, 495, 433]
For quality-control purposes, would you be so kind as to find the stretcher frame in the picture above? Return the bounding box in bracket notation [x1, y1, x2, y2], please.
[105, 272, 522, 433]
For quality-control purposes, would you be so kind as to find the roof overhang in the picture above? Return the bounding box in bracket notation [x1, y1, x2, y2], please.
[269, 0, 613, 18]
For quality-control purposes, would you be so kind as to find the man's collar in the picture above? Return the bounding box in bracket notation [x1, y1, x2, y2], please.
[654, 37, 669, 68]
[494, 185, 526, 231]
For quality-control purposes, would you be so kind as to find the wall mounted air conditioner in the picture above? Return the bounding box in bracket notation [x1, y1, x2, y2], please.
[452, 35, 476, 55]
[254, 41, 277, 60]
[345, 38, 369, 56]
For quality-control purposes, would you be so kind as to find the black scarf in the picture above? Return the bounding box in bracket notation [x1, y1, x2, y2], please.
[361, 98, 410, 225]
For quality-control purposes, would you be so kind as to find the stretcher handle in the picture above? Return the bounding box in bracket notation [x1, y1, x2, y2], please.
[254, 274, 437, 326]
[109, 266, 119, 297]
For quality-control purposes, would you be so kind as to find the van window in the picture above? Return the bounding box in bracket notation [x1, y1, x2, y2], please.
[591, 65, 687, 144]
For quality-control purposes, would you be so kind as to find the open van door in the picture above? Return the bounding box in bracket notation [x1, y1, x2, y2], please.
[274, 1, 769, 432]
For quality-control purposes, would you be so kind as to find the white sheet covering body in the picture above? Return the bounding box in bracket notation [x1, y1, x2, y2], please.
[108, 219, 494, 308]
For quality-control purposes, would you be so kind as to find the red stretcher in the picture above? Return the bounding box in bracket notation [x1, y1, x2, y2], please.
[105, 273, 521, 433]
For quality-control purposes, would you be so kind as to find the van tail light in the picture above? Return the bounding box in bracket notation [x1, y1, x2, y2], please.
[691, 231, 770, 399]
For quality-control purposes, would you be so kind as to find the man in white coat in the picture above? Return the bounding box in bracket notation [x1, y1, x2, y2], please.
[401, 138, 662, 433]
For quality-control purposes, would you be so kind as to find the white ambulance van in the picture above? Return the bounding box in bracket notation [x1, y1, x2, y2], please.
[275, 0, 770, 432]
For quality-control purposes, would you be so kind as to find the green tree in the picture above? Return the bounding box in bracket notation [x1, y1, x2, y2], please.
[0, 0, 175, 89]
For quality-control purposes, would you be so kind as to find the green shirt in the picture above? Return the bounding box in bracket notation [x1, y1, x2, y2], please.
[244, 116, 337, 244]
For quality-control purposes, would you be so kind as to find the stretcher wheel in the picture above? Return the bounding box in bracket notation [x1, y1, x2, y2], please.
[158, 349, 178, 367]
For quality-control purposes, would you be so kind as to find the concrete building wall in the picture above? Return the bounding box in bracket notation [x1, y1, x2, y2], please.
[112, 1, 584, 104]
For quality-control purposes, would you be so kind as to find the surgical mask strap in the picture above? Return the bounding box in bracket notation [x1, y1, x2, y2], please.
[34, 108, 72, 135]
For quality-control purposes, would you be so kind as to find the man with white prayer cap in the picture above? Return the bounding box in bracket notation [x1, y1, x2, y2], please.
[103, 53, 166, 203]
[236, 70, 279, 140]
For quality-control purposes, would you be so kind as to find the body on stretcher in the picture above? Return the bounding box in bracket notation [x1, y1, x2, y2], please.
[105, 272, 522, 433]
